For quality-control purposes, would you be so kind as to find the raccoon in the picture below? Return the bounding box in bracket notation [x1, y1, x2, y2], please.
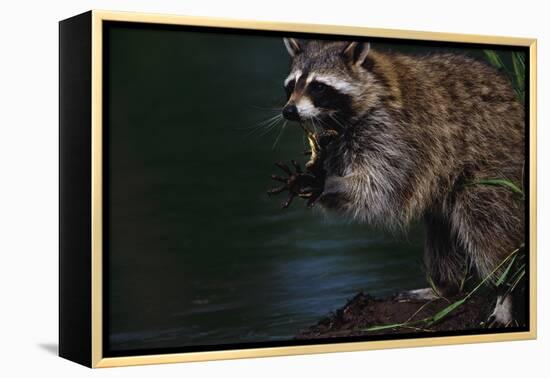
[278, 38, 525, 325]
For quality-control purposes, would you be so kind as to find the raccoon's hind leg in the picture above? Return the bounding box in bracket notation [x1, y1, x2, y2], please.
[397, 214, 467, 302]
[423, 213, 468, 298]
[450, 184, 524, 327]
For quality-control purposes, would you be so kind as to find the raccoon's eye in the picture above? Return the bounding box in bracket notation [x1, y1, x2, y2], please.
[284, 80, 295, 97]
[309, 81, 328, 95]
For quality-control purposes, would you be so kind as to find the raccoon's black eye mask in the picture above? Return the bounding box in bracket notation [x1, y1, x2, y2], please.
[308, 82, 353, 114]
[284, 80, 295, 98]
[309, 81, 328, 95]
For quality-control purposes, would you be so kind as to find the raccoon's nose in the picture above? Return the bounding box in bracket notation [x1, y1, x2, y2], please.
[282, 104, 300, 121]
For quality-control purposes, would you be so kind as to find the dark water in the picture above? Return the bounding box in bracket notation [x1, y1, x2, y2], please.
[104, 24, 516, 352]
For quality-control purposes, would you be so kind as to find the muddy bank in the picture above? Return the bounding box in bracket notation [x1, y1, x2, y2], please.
[297, 290, 526, 339]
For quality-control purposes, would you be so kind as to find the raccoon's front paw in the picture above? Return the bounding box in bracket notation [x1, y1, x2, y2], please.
[267, 160, 323, 208]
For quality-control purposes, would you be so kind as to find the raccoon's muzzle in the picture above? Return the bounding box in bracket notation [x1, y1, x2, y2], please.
[282, 103, 300, 121]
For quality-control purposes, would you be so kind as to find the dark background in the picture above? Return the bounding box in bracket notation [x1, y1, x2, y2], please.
[104, 23, 523, 353]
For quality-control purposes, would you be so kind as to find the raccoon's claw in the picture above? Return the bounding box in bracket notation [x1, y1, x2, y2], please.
[282, 192, 296, 208]
[274, 161, 292, 175]
[306, 194, 322, 208]
[267, 185, 286, 195]
[267, 160, 320, 208]
[271, 174, 287, 183]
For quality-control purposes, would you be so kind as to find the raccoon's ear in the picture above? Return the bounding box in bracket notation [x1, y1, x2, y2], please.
[342, 41, 371, 67]
[283, 38, 302, 57]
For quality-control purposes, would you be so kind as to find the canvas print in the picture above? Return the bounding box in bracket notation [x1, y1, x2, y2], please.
[104, 22, 528, 356]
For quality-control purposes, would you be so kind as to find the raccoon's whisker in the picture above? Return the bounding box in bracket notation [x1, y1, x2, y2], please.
[315, 119, 322, 134]
[316, 116, 332, 130]
[298, 120, 314, 137]
[257, 122, 282, 136]
[260, 115, 285, 134]
[329, 113, 350, 130]
[239, 123, 274, 133]
[311, 117, 322, 135]
[238, 113, 282, 132]
[257, 113, 284, 126]
[242, 114, 283, 138]
[308, 118, 316, 133]
[272, 121, 288, 149]
[250, 104, 284, 111]
[256, 118, 283, 138]
[255, 114, 283, 131]
[242, 122, 274, 138]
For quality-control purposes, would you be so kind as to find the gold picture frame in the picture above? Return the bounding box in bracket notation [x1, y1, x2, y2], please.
[59, 9, 537, 368]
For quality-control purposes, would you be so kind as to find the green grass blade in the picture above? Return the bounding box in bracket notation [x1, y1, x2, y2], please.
[507, 263, 526, 284]
[430, 299, 465, 323]
[512, 52, 526, 102]
[426, 275, 442, 297]
[508, 270, 526, 292]
[512, 52, 525, 85]
[515, 89, 525, 104]
[514, 51, 525, 70]
[503, 269, 526, 298]
[464, 246, 522, 301]
[495, 254, 517, 287]
[484, 50, 505, 69]
[484, 50, 525, 103]
[469, 179, 524, 198]
[365, 323, 403, 332]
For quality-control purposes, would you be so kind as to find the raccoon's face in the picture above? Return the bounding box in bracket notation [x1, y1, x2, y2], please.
[281, 38, 371, 129]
